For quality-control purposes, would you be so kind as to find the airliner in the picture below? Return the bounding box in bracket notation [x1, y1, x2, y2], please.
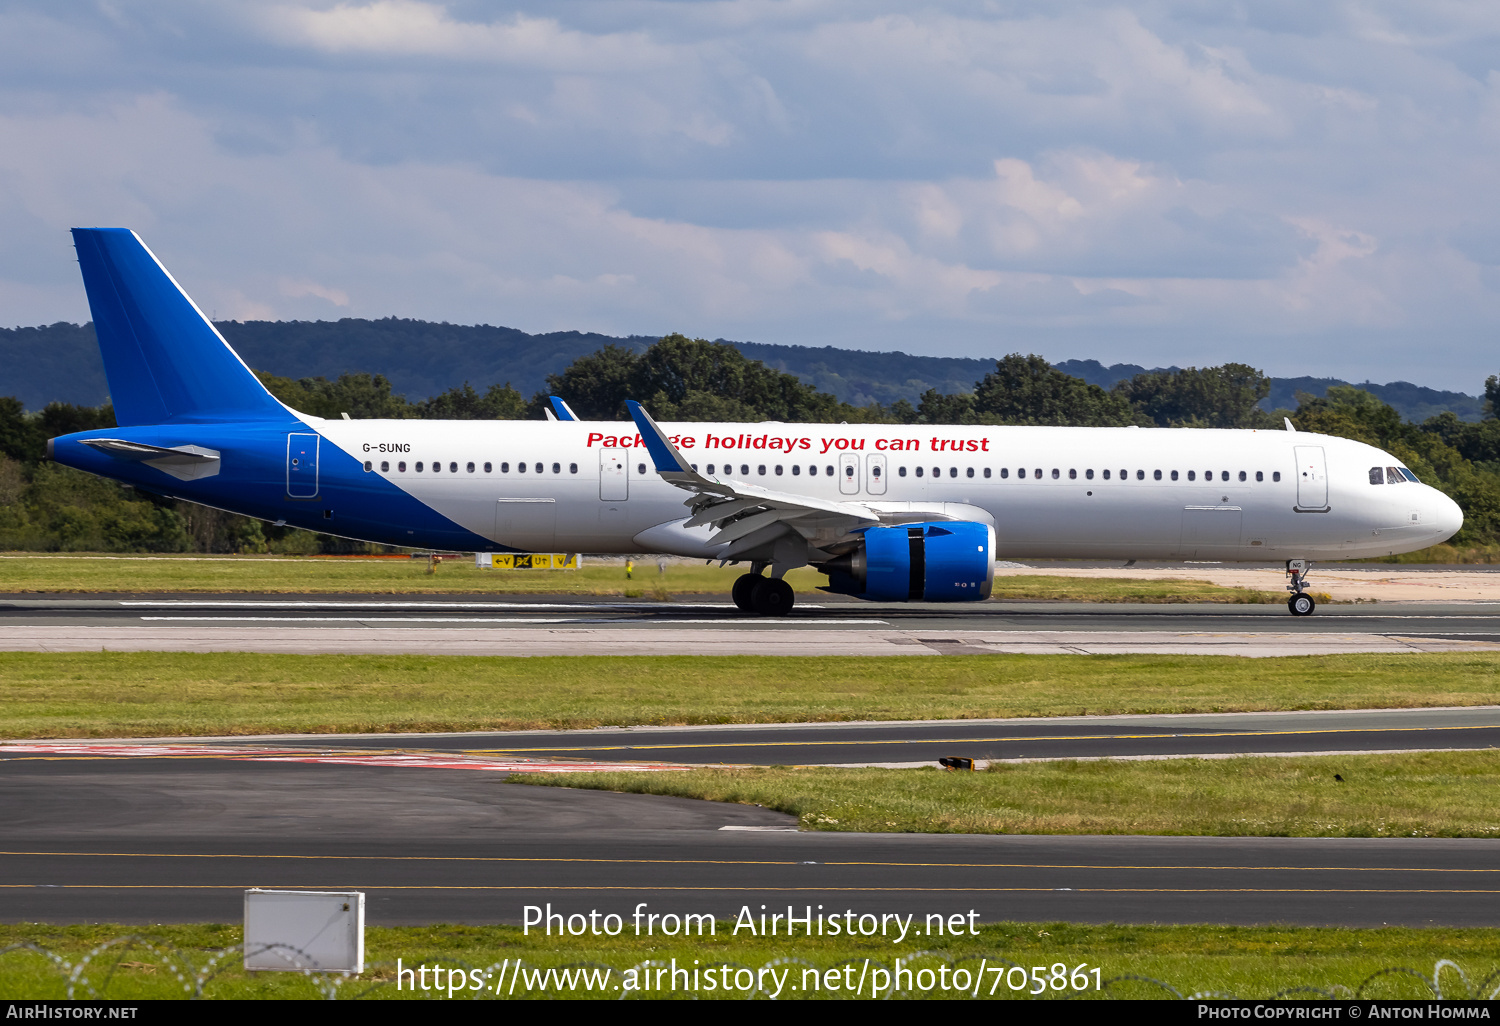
[47, 229, 1463, 616]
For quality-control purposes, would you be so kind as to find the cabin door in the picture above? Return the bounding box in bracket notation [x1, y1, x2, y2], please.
[1293, 445, 1329, 510]
[866, 453, 887, 495]
[600, 449, 628, 501]
[286, 433, 319, 498]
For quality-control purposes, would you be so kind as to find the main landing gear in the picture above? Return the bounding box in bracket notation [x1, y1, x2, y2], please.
[732, 569, 795, 616]
[1286, 559, 1316, 617]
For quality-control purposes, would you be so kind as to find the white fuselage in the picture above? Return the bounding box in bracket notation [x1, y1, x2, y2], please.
[311, 418, 1462, 561]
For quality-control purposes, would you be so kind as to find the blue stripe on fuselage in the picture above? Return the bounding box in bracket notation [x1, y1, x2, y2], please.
[50, 422, 505, 551]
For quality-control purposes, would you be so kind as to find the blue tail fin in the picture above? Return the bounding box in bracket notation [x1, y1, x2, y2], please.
[71, 228, 289, 425]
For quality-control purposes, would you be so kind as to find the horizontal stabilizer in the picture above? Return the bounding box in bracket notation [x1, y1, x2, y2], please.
[79, 438, 221, 481]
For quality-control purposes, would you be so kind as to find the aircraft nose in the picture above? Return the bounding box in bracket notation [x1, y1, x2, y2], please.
[1433, 490, 1464, 542]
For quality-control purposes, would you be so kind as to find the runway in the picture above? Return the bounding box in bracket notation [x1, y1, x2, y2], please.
[12, 706, 1500, 769]
[6, 594, 1500, 656]
[6, 594, 1500, 929]
[4, 758, 1499, 927]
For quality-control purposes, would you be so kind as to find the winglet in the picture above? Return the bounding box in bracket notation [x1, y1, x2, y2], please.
[1284, 417, 1296, 433]
[549, 396, 579, 421]
[625, 400, 693, 475]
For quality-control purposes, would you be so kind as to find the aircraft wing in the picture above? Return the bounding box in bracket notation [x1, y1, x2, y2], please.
[626, 401, 879, 560]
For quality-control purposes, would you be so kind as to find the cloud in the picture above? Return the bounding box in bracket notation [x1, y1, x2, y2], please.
[260, 1, 672, 70]
[4, 2, 1500, 388]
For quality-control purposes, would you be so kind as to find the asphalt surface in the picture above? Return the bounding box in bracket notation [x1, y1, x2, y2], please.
[38, 706, 1500, 767]
[6, 588, 1500, 928]
[4, 759, 1498, 927]
[6, 594, 1500, 655]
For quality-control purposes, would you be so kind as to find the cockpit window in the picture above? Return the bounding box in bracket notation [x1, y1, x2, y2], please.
[1387, 467, 1404, 484]
[1369, 467, 1384, 485]
[1400, 468, 1419, 483]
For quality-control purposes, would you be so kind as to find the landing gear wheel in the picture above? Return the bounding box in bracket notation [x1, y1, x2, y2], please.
[1288, 593, 1316, 617]
[750, 577, 795, 616]
[731, 573, 760, 612]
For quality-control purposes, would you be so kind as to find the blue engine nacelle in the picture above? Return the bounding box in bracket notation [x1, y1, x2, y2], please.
[818, 521, 995, 601]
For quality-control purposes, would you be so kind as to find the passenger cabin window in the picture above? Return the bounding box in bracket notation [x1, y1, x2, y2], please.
[1136, 470, 1144, 480]
[1170, 470, 1178, 481]
[571, 463, 579, 474]
[416, 462, 424, 472]
[826, 465, 834, 476]
[398, 461, 406, 472]
[517, 462, 525, 473]
[1255, 471, 1263, 482]
[535, 463, 543, 474]
[363, 461, 372, 472]
[1153, 470, 1162, 481]
[916, 467, 924, 478]
[967, 467, 975, 478]
[483, 462, 492, 473]
[793, 465, 802, 475]
[381, 461, 389, 472]
[1102, 469, 1110, 480]
[500, 462, 509, 473]
[1000, 468, 1009, 479]
[637, 463, 646, 475]
[467, 462, 475, 473]
[1273, 472, 1281, 482]
[897, 466, 905, 477]
[984, 468, 991, 478]
[450, 462, 458, 473]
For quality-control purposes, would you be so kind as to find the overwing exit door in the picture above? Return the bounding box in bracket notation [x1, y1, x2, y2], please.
[839, 453, 860, 494]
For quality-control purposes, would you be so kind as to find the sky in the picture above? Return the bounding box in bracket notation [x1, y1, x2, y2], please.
[2, 2, 1499, 391]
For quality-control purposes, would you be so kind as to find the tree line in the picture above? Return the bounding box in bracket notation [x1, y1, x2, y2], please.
[2, 334, 1498, 553]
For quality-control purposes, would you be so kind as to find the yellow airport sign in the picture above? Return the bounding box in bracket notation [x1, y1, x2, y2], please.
[478, 553, 579, 570]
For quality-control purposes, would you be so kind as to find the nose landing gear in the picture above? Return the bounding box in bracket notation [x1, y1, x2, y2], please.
[1286, 559, 1316, 616]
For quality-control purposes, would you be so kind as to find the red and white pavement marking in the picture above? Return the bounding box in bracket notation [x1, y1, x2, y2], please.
[0, 741, 687, 774]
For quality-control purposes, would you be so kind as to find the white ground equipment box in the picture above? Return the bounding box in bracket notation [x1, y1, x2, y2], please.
[244, 889, 365, 973]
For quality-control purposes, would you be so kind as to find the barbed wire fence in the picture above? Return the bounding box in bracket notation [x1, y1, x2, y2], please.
[3, 938, 1498, 1000]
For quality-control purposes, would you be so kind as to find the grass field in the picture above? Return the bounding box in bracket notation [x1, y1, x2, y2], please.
[0, 553, 1288, 602]
[1, 922, 1494, 1000]
[517, 751, 1500, 837]
[2, 651, 1498, 738]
